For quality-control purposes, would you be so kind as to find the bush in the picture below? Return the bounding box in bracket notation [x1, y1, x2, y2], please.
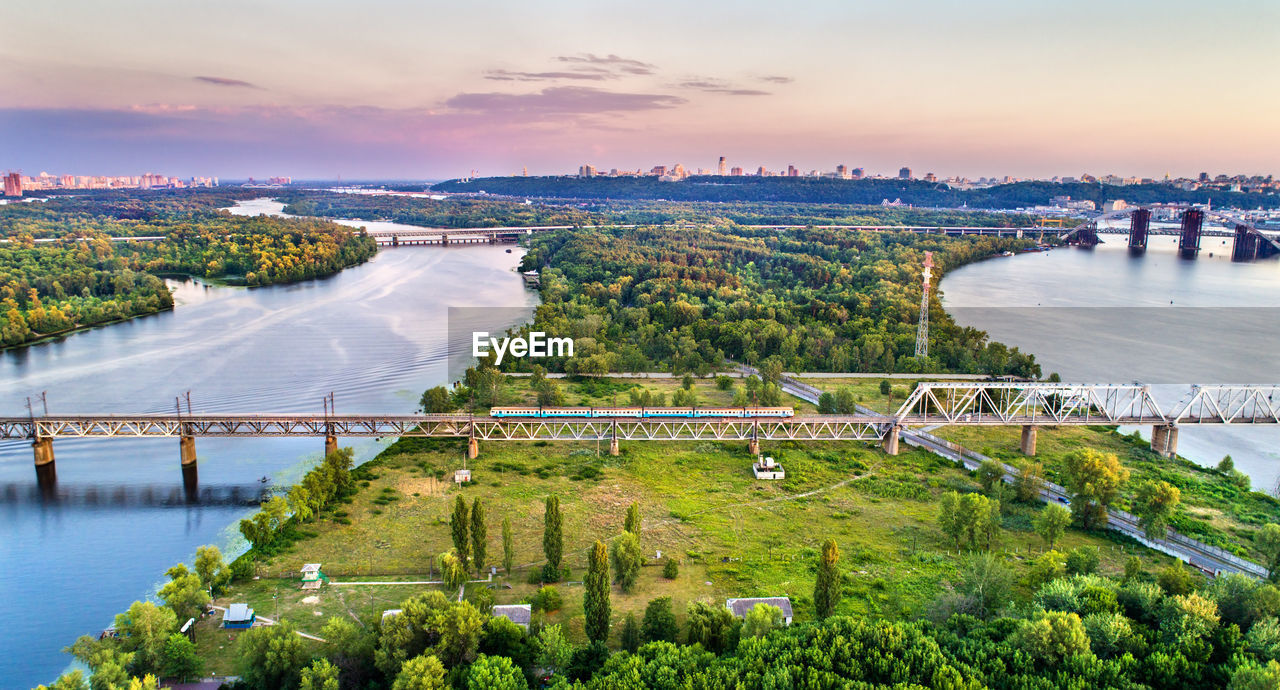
[715, 375, 734, 390]
[1066, 546, 1100, 575]
[531, 585, 563, 613]
[663, 558, 679, 579]
[1158, 562, 1198, 595]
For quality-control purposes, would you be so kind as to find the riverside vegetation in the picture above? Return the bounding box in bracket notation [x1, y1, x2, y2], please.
[0, 190, 376, 348]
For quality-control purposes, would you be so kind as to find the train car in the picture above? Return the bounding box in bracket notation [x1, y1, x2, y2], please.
[693, 408, 746, 418]
[588, 408, 643, 418]
[489, 407, 540, 418]
[642, 407, 694, 418]
[744, 407, 794, 418]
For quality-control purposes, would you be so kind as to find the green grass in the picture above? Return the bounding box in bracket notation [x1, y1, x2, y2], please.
[491, 375, 819, 413]
[220, 435, 1172, 650]
[933, 424, 1280, 559]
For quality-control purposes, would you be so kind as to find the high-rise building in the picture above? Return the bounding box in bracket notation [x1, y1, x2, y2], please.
[757, 166, 768, 176]
[836, 164, 848, 179]
[787, 165, 798, 177]
[1198, 172, 1209, 183]
[651, 165, 667, 176]
[578, 164, 597, 177]
[717, 156, 727, 176]
[899, 167, 912, 180]
[851, 167, 864, 179]
[730, 166, 743, 176]
[923, 172, 937, 183]
[3, 172, 22, 197]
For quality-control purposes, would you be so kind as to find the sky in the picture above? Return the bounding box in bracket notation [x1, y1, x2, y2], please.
[1, 0, 1277, 180]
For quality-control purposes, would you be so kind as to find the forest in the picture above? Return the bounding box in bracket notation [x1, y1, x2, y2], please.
[431, 175, 1280, 210]
[505, 225, 1042, 377]
[0, 197, 377, 348]
[276, 192, 603, 228]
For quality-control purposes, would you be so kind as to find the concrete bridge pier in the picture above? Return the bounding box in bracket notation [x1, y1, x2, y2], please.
[1020, 425, 1037, 456]
[1151, 424, 1179, 458]
[467, 436, 479, 460]
[609, 436, 619, 456]
[325, 434, 338, 457]
[180, 434, 199, 498]
[749, 421, 760, 455]
[882, 426, 900, 456]
[33, 436, 56, 490]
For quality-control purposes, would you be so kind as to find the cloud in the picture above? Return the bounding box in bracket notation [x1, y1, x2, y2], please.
[555, 53, 656, 76]
[485, 69, 613, 82]
[444, 86, 685, 114]
[758, 75, 794, 84]
[194, 76, 260, 89]
[677, 79, 770, 96]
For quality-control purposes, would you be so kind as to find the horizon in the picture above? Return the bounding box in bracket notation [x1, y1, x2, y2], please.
[3, 0, 1278, 179]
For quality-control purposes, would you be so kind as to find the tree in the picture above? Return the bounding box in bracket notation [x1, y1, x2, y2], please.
[299, 658, 341, 690]
[611, 531, 643, 593]
[1158, 562, 1198, 595]
[1015, 611, 1091, 667]
[1134, 480, 1181, 540]
[34, 671, 89, 690]
[1034, 503, 1072, 550]
[817, 391, 836, 414]
[65, 635, 133, 690]
[567, 641, 610, 682]
[420, 386, 454, 413]
[157, 563, 209, 623]
[742, 602, 785, 638]
[1028, 550, 1067, 589]
[834, 386, 856, 414]
[584, 539, 611, 642]
[1014, 461, 1046, 503]
[957, 552, 1014, 619]
[536, 624, 572, 675]
[543, 496, 563, 579]
[1065, 546, 1099, 575]
[642, 596, 679, 643]
[451, 494, 471, 567]
[813, 539, 842, 618]
[468, 654, 528, 689]
[439, 552, 467, 591]
[977, 459, 1005, 495]
[436, 601, 486, 667]
[235, 623, 309, 690]
[1062, 449, 1129, 529]
[502, 517, 515, 576]
[1159, 592, 1220, 646]
[939, 491, 965, 547]
[160, 634, 202, 682]
[624, 501, 642, 541]
[471, 498, 488, 576]
[685, 601, 738, 654]
[1257, 523, 1280, 581]
[880, 379, 892, 395]
[114, 601, 178, 677]
[392, 655, 446, 690]
[193, 545, 229, 595]
[620, 613, 642, 652]
[1219, 455, 1235, 473]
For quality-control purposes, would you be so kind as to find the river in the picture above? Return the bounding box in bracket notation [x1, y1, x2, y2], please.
[941, 232, 1280, 490]
[0, 200, 537, 688]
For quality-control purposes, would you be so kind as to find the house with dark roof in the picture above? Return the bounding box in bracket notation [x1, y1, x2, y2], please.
[492, 604, 532, 629]
[725, 597, 793, 625]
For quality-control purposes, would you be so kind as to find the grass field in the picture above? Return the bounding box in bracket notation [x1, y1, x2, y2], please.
[492, 375, 820, 413]
[203, 434, 1176, 661]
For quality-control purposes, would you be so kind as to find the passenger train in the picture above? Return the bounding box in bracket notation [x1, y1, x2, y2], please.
[489, 407, 794, 419]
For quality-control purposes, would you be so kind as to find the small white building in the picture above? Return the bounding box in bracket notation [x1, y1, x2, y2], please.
[492, 604, 532, 630]
[752, 455, 785, 480]
[726, 597, 793, 625]
[454, 469, 472, 483]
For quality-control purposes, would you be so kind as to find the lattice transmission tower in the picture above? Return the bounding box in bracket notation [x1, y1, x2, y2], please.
[914, 251, 933, 358]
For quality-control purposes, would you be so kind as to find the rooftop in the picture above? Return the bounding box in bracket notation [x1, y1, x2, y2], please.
[492, 604, 532, 626]
[726, 597, 793, 619]
[223, 603, 254, 622]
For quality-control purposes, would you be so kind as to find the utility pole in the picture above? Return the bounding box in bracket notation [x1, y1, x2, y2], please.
[915, 251, 933, 359]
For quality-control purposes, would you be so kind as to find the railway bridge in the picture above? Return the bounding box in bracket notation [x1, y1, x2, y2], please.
[5, 382, 1275, 490]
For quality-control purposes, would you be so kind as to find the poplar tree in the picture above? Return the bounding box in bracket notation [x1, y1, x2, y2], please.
[584, 540, 611, 642]
[501, 517, 514, 576]
[543, 496, 563, 579]
[624, 502, 642, 542]
[813, 539, 842, 619]
[470, 498, 487, 576]
[451, 495, 470, 566]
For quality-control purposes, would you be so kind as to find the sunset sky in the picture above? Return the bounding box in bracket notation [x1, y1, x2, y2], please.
[2, 0, 1277, 180]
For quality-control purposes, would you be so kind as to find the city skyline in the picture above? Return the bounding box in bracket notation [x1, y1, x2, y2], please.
[2, 0, 1278, 179]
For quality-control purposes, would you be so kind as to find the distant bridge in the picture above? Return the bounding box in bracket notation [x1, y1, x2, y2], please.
[6, 382, 1275, 487]
[1060, 205, 1280, 261]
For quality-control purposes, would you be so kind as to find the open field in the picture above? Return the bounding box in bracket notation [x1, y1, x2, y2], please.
[491, 375, 821, 413]
[208, 435, 1176, 658]
[932, 424, 1280, 559]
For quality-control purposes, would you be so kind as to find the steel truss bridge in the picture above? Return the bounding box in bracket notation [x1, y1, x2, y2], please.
[1059, 205, 1280, 260]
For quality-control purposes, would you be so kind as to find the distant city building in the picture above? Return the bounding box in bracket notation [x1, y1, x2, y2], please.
[757, 166, 768, 176]
[522, 166, 528, 177]
[650, 165, 667, 176]
[923, 172, 937, 183]
[1199, 172, 1210, 183]
[898, 167, 912, 180]
[717, 156, 727, 176]
[851, 167, 864, 179]
[578, 164, 597, 177]
[730, 166, 744, 176]
[3, 172, 22, 197]
[1102, 199, 1128, 213]
[787, 165, 798, 177]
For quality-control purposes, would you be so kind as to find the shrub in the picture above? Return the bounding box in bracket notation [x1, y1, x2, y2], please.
[531, 585, 562, 613]
[1065, 546, 1099, 575]
[663, 558, 679, 579]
